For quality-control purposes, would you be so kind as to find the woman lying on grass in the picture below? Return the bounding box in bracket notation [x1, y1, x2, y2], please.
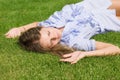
[5, 0, 120, 64]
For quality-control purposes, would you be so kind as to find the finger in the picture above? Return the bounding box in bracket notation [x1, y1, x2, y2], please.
[5, 32, 12, 37]
[71, 60, 78, 64]
[5, 34, 9, 38]
[71, 56, 81, 64]
[62, 53, 72, 58]
[12, 34, 16, 38]
[60, 57, 75, 63]
[5, 34, 11, 38]
[6, 33, 14, 38]
[71, 54, 85, 64]
[70, 58, 79, 64]
[5, 32, 9, 36]
[11, 32, 17, 38]
[6, 35, 13, 38]
[60, 59, 72, 63]
[5, 33, 8, 36]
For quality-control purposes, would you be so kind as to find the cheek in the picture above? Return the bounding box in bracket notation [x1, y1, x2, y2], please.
[40, 35, 50, 48]
[40, 40, 50, 48]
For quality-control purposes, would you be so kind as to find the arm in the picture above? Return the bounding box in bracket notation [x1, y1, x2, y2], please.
[60, 41, 120, 64]
[18, 22, 39, 32]
[5, 4, 74, 38]
[5, 1, 84, 38]
[84, 41, 120, 57]
[5, 2, 81, 38]
[5, 22, 39, 38]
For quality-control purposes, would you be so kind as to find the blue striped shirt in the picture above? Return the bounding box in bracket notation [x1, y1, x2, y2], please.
[38, 0, 120, 51]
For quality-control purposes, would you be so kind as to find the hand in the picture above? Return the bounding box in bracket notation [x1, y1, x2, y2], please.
[5, 27, 22, 38]
[60, 51, 86, 64]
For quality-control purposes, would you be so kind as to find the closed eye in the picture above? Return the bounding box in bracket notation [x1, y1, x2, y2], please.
[48, 31, 50, 36]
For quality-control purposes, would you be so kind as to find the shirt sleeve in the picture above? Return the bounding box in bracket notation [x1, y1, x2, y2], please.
[70, 38, 96, 51]
[83, 0, 112, 9]
[38, 1, 84, 28]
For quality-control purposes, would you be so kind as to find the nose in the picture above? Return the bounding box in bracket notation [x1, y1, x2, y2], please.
[50, 32, 57, 39]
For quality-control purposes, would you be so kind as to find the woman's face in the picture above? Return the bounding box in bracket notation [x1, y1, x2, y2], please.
[39, 27, 62, 49]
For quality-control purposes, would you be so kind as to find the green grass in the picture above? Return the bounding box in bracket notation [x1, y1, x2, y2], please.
[0, 0, 120, 80]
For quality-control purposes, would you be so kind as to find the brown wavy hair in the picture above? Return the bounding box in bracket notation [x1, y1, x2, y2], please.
[18, 27, 75, 57]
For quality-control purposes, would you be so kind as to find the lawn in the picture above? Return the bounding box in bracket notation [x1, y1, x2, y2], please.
[0, 0, 120, 80]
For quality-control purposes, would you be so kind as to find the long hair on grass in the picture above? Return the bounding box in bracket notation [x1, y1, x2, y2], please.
[18, 27, 75, 57]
